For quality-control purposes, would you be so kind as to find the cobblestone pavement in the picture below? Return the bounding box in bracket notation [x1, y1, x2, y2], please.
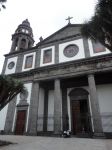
[0, 135, 112, 150]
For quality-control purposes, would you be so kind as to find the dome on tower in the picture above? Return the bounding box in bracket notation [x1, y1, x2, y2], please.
[10, 19, 34, 52]
[22, 19, 30, 27]
[15, 19, 33, 37]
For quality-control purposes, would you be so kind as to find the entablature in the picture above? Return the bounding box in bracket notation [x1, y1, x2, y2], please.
[9, 53, 112, 82]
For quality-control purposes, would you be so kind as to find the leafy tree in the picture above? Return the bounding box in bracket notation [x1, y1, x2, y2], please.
[0, 75, 25, 111]
[0, 0, 7, 11]
[81, 0, 112, 51]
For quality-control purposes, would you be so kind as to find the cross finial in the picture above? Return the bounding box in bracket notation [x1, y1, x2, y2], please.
[66, 16, 73, 24]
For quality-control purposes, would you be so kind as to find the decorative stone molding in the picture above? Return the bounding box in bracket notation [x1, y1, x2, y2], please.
[8, 53, 112, 83]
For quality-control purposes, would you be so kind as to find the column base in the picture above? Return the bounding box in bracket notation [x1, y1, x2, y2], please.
[93, 132, 105, 139]
[27, 130, 37, 136]
[1, 131, 14, 135]
[28, 132, 37, 136]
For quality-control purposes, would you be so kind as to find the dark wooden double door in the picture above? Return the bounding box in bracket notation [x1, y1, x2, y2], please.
[15, 110, 26, 135]
[72, 99, 91, 135]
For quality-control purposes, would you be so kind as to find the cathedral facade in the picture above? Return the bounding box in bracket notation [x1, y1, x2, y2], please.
[1, 19, 112, 138]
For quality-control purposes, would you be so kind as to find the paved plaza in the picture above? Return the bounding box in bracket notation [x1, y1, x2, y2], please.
[0, 135, 112, 150]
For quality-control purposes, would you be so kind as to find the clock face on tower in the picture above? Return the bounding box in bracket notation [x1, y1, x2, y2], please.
[63, 44, 79, 58]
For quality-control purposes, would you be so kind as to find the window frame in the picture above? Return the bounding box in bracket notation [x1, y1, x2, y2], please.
[40, 46, 55, 67]
[24, 55, 33, 69]
[43, 48, 52, 64]
[22, 52, 36, 71]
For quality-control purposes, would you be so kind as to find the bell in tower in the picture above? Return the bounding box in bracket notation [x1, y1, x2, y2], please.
[10, 19, 34, 52]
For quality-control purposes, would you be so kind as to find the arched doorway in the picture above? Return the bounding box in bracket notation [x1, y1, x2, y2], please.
[69, 88, 91, 136]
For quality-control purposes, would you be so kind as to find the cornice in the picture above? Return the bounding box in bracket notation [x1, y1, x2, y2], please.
[36, 34, 81, 47]
[36, 24, 82, 46]
[4, 47, 38, 57]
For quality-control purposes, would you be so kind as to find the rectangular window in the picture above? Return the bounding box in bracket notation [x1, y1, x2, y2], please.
[24, 55, 33, 69]
[43, 49, 52, 64]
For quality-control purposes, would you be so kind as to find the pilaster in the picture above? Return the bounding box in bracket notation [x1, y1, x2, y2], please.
[55, 44, 59, 64]
[88, 74, 104, 137]
[4, 97, 17, 134]
[25, 39, 29, 49]
[15, 53, 24, 73]
[17, 37, 22, 51]
[83, 37, 90, 58]
[10, 39, 16, 52]
[27, 81, 40, 135]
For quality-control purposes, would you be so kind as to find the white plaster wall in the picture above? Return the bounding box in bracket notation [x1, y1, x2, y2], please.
[47, 90, 54, 131]
[12, 83, 32, 132]
[88, 40, 110, 57]
[97, 84, 112, 113]
[97, 84, 112, 132]
[16, 83, 32, 105]
[0, 104, 8, 130]
[37, 88, 44, 131]
[22, 52, 36, 71]
[5, 57, 18, 75]
[59, 39, 85, 63]
[40, 46, 55, 67]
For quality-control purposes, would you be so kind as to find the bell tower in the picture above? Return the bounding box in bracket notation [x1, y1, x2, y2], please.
[10, 19, 34, 52]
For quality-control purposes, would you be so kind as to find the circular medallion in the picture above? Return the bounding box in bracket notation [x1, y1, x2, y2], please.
[63, 44, 79, 58]
[8, 61, 15, 69]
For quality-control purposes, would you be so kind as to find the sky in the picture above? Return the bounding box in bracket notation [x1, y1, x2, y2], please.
[0, 0, 97, 73]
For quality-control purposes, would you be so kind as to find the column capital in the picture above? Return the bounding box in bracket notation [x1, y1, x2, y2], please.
[33, 80, 40, 84]
[54, 78, 60, 81]
[88, 73, 95, 78]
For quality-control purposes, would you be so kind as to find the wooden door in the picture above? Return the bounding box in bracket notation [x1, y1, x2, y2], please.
[72, 101, 81, 134]
[15, 110, 26, 135]
[72, 100, 89, 135]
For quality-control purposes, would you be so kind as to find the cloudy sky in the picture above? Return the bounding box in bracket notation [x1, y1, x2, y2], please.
[0, 0, 97, 72]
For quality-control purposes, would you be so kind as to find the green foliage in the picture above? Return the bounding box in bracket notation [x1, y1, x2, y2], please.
[81, 0, 112, 51]
[0, 75, 25, 111]
[0, 0, 7, 11]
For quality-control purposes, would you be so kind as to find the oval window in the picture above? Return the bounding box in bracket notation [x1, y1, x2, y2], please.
[8, 61, 15, 69]
[63, 44, 79, 58]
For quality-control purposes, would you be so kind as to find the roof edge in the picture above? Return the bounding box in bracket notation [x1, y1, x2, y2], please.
[36, 23, 82, 46]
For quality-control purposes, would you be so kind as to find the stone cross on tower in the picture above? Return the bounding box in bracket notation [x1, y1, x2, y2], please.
[66, 16, 73, 24]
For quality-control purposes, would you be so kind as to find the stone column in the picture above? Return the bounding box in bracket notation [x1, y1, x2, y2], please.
[4, 97, 17, 134]
[88, 74, 104, 137]
[28, 81, 40, 135]
[54, 79, 62, 134]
